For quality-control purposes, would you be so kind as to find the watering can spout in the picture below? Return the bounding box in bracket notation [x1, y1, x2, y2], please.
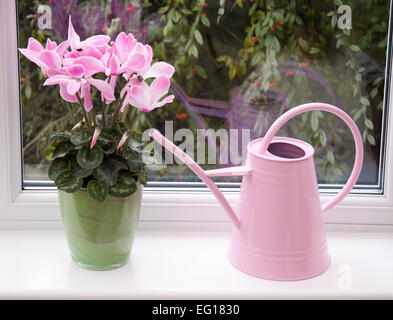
[149, 129, 247, 229]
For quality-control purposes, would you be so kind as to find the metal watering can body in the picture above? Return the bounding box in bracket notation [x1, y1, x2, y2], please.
[150, 103, 364, 281]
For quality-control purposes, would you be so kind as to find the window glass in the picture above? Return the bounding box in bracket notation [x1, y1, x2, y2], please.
[18, 0, 391, 192]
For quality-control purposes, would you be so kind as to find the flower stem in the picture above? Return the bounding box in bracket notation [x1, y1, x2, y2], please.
[102, 75, 111, 128]
[112, 91, 128, 129]
[112, 73, 134, 129]
[76, 92, 93, 131]
[102, 103, 108, 127]
[65, 101, 77, 123]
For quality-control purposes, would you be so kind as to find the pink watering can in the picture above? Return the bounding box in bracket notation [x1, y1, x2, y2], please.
[150, 103, 363, 281]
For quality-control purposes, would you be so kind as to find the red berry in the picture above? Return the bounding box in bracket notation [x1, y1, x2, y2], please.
[269, 82, 278, 88]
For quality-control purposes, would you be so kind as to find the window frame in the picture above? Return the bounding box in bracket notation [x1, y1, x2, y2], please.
[1, 0, 393, 230]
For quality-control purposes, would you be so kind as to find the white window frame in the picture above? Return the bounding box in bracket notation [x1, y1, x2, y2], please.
[1, 0, 393, 230]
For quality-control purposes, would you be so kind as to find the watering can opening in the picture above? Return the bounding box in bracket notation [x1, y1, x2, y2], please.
[249, 137, 315, 162]
[267, 142, 306, 159]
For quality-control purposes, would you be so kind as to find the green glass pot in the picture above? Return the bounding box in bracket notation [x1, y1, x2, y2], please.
[58, 183, 142, 270]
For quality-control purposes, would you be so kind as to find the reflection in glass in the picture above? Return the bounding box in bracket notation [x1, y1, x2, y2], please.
[18, 0, 390, 191]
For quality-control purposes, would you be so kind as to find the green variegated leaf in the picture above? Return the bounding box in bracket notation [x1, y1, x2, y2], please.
[77, 145, 104, 170]
[70, 129, 91, 146]
[118, 122, 129, 134]
[51, 141, 73, 160]
[109, 173, 137, 197]
[70, 158, 93, 178]
[98, 128, 122, 154]
[138, 168, 147, 185]
[48, 157, 70, 181]
[93, 156, 128, 186]
[45, 140, 58, 161]
[87, 179, 108, 202]
[50, 131, 71, 142]
[55, 171, 83, 193]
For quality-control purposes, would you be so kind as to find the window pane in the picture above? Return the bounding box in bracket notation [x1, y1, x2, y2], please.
[18, 0, 390, 192]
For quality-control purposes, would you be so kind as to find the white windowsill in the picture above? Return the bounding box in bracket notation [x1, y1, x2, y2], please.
[0, 229, 392, 299]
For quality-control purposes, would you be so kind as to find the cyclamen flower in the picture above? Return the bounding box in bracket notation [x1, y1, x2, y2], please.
[66, 16, 110, 59]
[19, 38, 69, 76]
[123, 76, 174, 113]
[43, 60, 114, 111]
[19, 14, 175, 121]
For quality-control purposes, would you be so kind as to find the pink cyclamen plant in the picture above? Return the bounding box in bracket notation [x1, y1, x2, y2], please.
[19, 16, 175, 202]
[20, 16, 174, 133]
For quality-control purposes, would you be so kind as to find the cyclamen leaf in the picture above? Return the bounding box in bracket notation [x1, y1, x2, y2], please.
[50, 131, 71, 142]
[55, 171, 83, 193]
[48, 157, 69, 181]
[51, 141, 73, 160]
[77, 145, 104, 170]
[70, 129, 91, 146]
[98, 128, 122, 155]
[93, 156, 128, 186]
[109, 173, 137, 197]
[87, 180, 108, 203]
[138, 168, 147, 185]
[45, 140, 58, 161]
[70, 158, 93, 178]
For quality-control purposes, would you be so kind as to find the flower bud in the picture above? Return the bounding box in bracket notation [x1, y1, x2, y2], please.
[117, 132, 129, 150]
[90, 127, 101, 149]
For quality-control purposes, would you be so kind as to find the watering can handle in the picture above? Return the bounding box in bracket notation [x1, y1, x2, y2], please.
[259, 102, 364, 213]
[149, 129, 242, 228]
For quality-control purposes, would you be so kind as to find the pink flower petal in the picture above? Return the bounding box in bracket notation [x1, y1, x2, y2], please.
[150, 76, 170, 103]
[81, 35, 110, 48]
[64, 56, 105, 77]
[109, 55, 120, 75]
[55, 40, 70, 57]
[126, 83, 150, 111]
[44, 75, 72, 86]
[81, 84, 93, 112]
[19, 48, 45, 69]
[114, 32, 137, 64]
[59, 83, 78, 103]
[66, 79, 81, 95]
[66, 64, 85, 78]
[27, 38, 44, 52]
[38, 50, 61, 70]
[80, 46, 104, 59]
[120, 53, 146, 73]
[45, 39, 57, 50]
[109, 75, 118, 90]
[150, 95, 175, 111]
[88, 78, 115, 102]
[144, 62, 175, 79]
[100, 46, 113, 66]
[68, 15, 81, 50]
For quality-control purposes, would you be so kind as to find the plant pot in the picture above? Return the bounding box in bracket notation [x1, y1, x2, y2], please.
[58, 183, 143, 270]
